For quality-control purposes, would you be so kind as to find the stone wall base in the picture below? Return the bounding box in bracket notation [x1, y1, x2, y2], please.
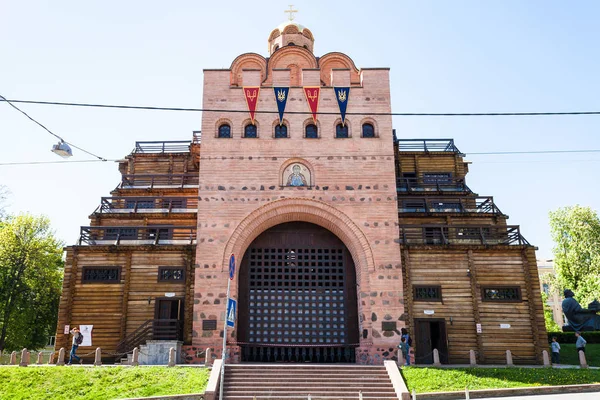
[138, 341, 183, 365]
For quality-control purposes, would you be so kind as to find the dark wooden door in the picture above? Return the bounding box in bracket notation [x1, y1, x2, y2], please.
[415, 318, 448, 364]
[238, 222, 359, 363]
[154, 298, 183, 340]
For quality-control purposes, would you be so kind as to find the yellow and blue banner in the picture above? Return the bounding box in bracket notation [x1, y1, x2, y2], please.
[273, 87, 289, 126]
[334, 87, 350, 126]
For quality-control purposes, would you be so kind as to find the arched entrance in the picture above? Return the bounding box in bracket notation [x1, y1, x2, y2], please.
[238, 222, 359, 363]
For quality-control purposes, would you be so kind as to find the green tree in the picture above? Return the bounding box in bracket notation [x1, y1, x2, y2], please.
[0, 214, 63, 351]
[549, 205, 600, 307]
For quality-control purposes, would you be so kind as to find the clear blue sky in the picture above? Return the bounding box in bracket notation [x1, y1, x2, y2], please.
[1, 1, 599, 258]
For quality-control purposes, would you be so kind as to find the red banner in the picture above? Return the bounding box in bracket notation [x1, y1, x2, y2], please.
[243, 87, 260, 124]
[303, 87, 320, 123]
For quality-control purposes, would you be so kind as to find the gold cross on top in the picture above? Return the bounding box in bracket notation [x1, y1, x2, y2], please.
[285, 5, 298, 21]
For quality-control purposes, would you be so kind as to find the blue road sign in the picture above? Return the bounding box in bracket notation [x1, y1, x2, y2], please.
[229, 254, 235, 280]
[226, 298, 237, 328]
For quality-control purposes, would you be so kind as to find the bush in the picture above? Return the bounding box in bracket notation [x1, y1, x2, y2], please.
[548, 331, 600, 344]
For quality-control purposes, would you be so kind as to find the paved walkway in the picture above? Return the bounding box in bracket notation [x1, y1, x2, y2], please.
[479, 393, 600, 400]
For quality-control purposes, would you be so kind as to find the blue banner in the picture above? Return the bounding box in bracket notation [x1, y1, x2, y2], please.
[334, 87, 350, 126]
[273, 87, 290, 126]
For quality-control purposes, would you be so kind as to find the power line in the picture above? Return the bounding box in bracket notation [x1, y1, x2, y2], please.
[0, 95, 108, 161]
[0, 159, 118, 166]
[2, 148, 600, 167]
[468, 149, 600, 155]
[2, 98, 600, 117]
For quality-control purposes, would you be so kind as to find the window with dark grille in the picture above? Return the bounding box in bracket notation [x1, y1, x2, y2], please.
[82, 267, 121, 283]
[105, 228, 138, 240]
[402, 200, 426, 212]
[147, 227, 172, 240]
[126, 199, 154, 209]
[423, 173, 452, 184]
[432, 202, 462, 212]
[158, 267, 185, 282]
[335, 124, 349, 138]
[244, 124, 257, 138]
[424, 227, 447, 244]
[362, 123, 375, 138]
[482, 286, 522, 302]
[413, 286, 442, 301]
[218, 124, 231, 138]
[305, 124, 318, 138]
[275, 125, 288, 138]
[162, 199, 186, 209]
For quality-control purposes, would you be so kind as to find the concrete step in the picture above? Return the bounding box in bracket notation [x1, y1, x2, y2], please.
[223, 392, 398, 399]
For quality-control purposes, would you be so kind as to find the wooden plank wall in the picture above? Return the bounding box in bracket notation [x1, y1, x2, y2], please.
[55, 247, 196, 357]
[398, 154, 467, 178]
[404, 247, 547, 364]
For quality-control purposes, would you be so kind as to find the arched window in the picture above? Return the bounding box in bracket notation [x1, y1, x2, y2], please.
[275, 124, 288, 138]
[335, 124, 349, 138]
[244, 124, 257, 138]
[305, 124, 318, 138]
[218, 124, 231, 138]
[362, 123, 375, 138]
[288, 42, 295, 46]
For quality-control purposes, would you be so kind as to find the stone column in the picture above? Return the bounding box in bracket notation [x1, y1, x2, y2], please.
[10, 351, 17, 365]
[506, 350, 513, 367]
[469, 350, 477, 367]
[19, 349, 29, 366]
[37, 352, 44, 365]
[168, 347, 176, 367]
[433, 349, 441, 367]
[205, 348, 212, 367]
[579, 350, 588, 369]
[94, 348, 102, 366]
[48, 353, 55, 365]
[542, 350, 550, 367]
[131, 347, 139, 367]
[57, 348, 65, 366]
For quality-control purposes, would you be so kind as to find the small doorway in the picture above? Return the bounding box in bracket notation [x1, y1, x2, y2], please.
[154, 298, 184, 341]
[414, 319, 448, 364]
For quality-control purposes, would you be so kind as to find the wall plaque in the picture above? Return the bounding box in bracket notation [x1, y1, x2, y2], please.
[203, 319, 217, 331]
[500, 324, 511, 329]
[382, 321, 397, 331]
[424, 310, 435, 315]
[476, 323, 482, 333]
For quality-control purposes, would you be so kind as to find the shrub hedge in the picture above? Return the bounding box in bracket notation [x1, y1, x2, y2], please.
[548, 331, 600, 344]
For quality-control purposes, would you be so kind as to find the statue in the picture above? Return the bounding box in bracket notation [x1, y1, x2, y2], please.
[562, 289, 600, 332]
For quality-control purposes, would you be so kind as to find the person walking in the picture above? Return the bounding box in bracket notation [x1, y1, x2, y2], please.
[68, 327, 84, 365]
[551, 336, 561, 364]
[575, 331, 587, 354]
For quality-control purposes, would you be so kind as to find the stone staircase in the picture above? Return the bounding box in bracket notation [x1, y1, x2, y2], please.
[221, 364, 401, 399]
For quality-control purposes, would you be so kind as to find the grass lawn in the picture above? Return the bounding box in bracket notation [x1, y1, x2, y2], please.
[402, 367, 600, 393]
[0, 366, 210, 400]
[557, 343, 600, 367]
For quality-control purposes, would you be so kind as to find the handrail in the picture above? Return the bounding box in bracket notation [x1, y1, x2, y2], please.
[96, 196, 198, 213]
[397, 177, 471, 193]
[133, 140, 192, 154]
[116, 319, 182, 355]
[399, 196, 503, 215]
[78, 226, 196, 245]
[396, 139, 462, 154]
[398, 224, 529, 246]
[120, 174, 199, 188]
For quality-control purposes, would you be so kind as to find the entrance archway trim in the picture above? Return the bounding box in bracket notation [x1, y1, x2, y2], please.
[222, 197, 375, 287]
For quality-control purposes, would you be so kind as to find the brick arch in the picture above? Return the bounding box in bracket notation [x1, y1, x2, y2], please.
[223, 198, 375, 292]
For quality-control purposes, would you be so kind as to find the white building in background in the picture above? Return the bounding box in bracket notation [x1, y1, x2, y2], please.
[537, 259, 564, 329]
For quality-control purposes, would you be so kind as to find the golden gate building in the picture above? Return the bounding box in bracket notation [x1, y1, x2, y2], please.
[56, 21, 547, 365]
